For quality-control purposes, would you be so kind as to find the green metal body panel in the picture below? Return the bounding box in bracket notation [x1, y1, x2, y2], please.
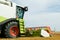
[0, 16, 7, 22]
[19, 19, 26, 33]
[17, 18, 25, 33]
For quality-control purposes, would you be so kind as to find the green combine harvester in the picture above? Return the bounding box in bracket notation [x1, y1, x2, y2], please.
[0, 0, 51, 38]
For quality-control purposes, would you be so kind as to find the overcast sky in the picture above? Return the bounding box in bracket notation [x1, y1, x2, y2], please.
[11, 0, 60, 31]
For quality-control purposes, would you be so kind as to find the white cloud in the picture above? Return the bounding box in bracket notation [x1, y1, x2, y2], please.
[47, 0, 60, 12]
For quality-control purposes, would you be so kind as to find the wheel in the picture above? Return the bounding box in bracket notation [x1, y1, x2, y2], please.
[4, 22, 19, 38]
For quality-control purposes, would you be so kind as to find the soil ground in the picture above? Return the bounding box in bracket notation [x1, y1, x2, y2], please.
[0, 32, 60, 40]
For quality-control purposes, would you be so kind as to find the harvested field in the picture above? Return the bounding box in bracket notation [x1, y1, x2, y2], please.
[0, 32, 60, 40]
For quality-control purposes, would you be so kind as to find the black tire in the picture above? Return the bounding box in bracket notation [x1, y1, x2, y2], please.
[4, 22, 20, 38]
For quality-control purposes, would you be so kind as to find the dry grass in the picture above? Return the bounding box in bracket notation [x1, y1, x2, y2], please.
[0, 32, 60, 40]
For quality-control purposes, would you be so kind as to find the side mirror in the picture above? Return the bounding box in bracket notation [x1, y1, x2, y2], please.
[24, 7, 28, 11]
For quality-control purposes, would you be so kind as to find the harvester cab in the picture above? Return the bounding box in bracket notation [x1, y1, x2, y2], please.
[16, 6, 28, 19]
